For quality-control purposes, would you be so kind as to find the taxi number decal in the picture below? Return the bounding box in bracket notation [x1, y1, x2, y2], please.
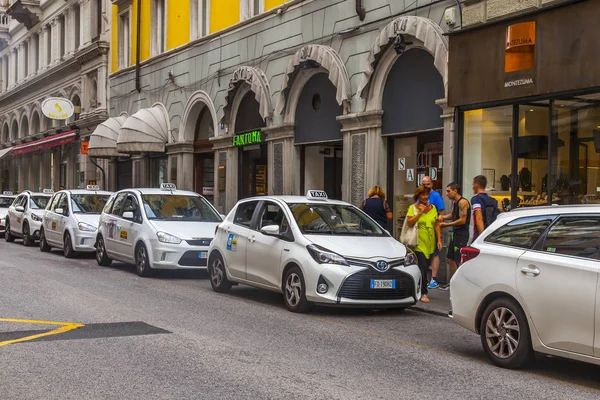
[226, 234, 237, 252]
[17, 217, 21, 223]
[120, 230, 128, 240]
[52, 221, 57, 229]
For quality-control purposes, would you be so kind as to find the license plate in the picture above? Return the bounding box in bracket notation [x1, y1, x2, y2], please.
[198, 251, 208, 259]
[370, 279, 396, 289]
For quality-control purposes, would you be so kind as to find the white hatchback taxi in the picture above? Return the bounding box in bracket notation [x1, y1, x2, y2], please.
[208, 190, 420, 313]
[40, 186, 112, 258]
[0, 191, 16, 236]
[96, 184, 223, 276]
[450, 205, 600, 369]
[5, 189, 53, 246]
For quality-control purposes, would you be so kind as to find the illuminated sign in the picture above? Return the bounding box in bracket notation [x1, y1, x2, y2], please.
[232, 130, 262, 147]
[42, 97, 75, 120]
[505, 21, 536, 73]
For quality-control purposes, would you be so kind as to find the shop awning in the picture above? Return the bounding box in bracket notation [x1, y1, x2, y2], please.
[0, 146, 13, 161]
[88, 113, 129, 158]
[12, 130, 77, 156]
[116, 104, 170, 153]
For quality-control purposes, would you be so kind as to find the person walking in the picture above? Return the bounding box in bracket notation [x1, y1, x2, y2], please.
[406, 185, 442, 303]
[361, 185, 393, 230]
[471, 175, 499, 240]
[421, 176, 445, 289]
[440, 182, 471, 287]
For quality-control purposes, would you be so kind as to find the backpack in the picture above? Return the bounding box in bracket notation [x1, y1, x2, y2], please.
[478, 194, 501, 228]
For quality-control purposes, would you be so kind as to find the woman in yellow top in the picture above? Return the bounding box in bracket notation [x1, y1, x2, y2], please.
[406, 185, 443, 304]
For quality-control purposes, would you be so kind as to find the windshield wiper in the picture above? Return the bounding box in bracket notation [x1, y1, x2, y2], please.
[303, 229, 333, 235]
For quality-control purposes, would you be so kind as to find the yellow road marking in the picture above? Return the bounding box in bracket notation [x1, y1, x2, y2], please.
[0, 318, 84, 348]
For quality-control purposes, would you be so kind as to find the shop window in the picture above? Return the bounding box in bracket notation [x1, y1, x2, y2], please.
[542, 217, 600, 260]
[118, 10, 131, 68]
[74, 4, 81, 50]
[150, 157, 168, 187]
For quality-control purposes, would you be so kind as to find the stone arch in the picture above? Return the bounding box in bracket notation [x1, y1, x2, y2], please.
[1, 121, 9, 144]
[68, 85, 82, 102]
[357, 15, 449, 104]
[10, 115, 19, 141]
[179, 90, 218, 143]
[222, 66, 273, 126]
[70, 93, 82, 122]
[20, 112, 29, 139]
[30, 109, 41, 136]
[275, 44, 352, 117]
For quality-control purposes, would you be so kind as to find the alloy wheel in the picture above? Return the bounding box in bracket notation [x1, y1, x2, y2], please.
[485, 307, 520, 359]
[211, 258, 224, 287]
[96, 238, 105, 263]
[285, 273, 302, 308]
[136, 246, 148, 275]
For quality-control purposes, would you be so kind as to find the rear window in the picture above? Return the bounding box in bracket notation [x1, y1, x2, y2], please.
[485, 216, 555, 249]
[542, 216, 600, 261]
[0, 197, 13, 207]
[30, 196, 50, 210]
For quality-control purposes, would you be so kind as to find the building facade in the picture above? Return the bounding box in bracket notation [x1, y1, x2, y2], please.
[0, 0, 112, 192]
[449, 0, 600, 210]
[104, 0, 462, 239]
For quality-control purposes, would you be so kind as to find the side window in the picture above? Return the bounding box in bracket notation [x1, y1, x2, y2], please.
[14, 195, 25, 208]
[485, 216, 555, 249]
[233, 201, 259, 228]
[56, 194, 68, 214]
[103, 195, 117, 214]
[259, 202, 290, 233]
[123, 195, 142, 223]
[20, 195, 28, 209]
[111, 193, 128, 217]
[542, 216, 600, 261]
[50, 194, 63, 212]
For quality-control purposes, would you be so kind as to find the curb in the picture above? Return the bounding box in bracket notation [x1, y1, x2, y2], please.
[410, 305, 450, 318]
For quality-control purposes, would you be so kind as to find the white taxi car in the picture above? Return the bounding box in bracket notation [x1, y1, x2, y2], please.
[5, 189, 53, 246]
[208, 190, 420, 313]
[96, 184, 223, 276]
[0, 191, 16, 236]
[450, 205, 600, 369]
[40, 186, 112, 258]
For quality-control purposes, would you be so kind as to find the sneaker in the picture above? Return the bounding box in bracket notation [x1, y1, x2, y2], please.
[427, 279, 439, 289]
[421, 295, 430, 303]
[438, 284, 450, 291]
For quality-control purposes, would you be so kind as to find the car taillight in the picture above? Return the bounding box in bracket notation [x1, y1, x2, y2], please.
[460, 246, 480, 264]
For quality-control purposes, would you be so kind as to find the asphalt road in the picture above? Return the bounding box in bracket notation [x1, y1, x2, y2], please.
[1, 239, 599, 400]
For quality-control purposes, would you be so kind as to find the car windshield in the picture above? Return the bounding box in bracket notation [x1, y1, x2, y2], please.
[71, 194, 111, 214]
[30, 196, 50, 210]
[0, 197, 13, 207]
[288, 203, 386, 236]
[141, 194, 221, 222]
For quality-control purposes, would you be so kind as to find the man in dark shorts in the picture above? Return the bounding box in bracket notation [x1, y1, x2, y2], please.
[440, 182, 471, 287]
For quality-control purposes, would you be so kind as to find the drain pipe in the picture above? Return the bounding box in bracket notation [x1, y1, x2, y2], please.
[453, 0, 463, 28]
[355, 0, 366, 21]
[89, 157, 106, 190]
[135, 0, 142, 92]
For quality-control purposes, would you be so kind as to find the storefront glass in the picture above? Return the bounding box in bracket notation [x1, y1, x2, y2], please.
[150, 157, 168, 188]
[239, 144, 267, 198]
[301, 144, 342, 200]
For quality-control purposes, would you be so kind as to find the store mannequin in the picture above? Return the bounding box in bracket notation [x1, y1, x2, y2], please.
[500, 175, 510, 191]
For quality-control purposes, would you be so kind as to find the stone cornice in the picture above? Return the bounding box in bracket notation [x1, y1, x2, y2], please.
[166, 142, 194, 154]
[262, 123, 294, 141]
[210, 135, 233, 150]
[337, 110, 384, 133]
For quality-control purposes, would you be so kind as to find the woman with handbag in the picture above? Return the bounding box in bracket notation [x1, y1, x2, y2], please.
[361, 186, 393, 230]
[405, 185, 442, 303]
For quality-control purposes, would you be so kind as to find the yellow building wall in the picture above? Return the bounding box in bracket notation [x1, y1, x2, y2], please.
[265, 0, 286, 11]
[140, 0, 151, 61]
[210, 0, 239, 34]
[111, 5, 118, 73]
[167, 0, 190, 49]
[131, 0, 138, 66]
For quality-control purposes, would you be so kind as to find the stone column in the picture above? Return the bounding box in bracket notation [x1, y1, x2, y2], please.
[28, 36, 36, 76]
[96, 63, 108, 109]
[16, 42, 24, 83]
[65, 8, 73, 56]
[81, 0, 91, 47]
[56, 16, 64, 60]
[50, 18, 58, 65]
[8, 48, 16, 88]
[167, 143, 194, 191]
[0, 56, 6, 92]
[38, 27, 45, 70]
[262, 123, 297, 195]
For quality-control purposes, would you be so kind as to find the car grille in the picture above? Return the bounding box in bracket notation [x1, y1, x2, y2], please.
[345, 257, 405, 271]
[185, 239, 212, 246]
[337, 269, 415, 301]
[178, 251, 208, 267]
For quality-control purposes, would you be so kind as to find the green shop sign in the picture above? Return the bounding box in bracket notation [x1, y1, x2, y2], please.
[232, 130, 262, 147]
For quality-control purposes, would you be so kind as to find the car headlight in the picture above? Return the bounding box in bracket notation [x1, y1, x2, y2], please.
[31, 213, 43, 222]
[157, 231, 182, 244]
[404, 249, 418, 267]
[78, 222, 97, 232]
[307, 244, 349, 266]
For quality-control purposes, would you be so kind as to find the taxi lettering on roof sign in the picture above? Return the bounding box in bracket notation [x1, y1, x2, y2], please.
[3, 191, 12, 195]
[306, 190, 328, 199]
[43, 189, 54, 194]
[86, 185, 100, 191]
[160, 183, 177, 191]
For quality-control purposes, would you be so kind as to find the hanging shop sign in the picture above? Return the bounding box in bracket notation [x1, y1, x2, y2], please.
[42, 97, 75, 120]
[504, 21, 536, 73]
[232, 130, 262, 147]
[81, 141, 89, 155]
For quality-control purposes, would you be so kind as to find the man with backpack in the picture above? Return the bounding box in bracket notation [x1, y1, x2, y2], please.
[471, 175, 500, 240]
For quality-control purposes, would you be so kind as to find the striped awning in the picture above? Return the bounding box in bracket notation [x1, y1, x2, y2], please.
[88, 113, 129, 158]
[12, 130, 77, 156]
[117, 104, 170, 153]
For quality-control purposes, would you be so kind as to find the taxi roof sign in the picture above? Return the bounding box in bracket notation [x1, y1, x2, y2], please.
[306, 190, 328, 200]
[86, 185, 100, 191]
[160, 183, 177, 191]
[42, 189, 54, 194]
[2, 191, 13, 195]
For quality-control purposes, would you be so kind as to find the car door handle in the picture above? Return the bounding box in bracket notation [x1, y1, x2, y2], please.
[521, 265, 540, 276]
[248, 235, 256, 243]
[116, 225, 122, 231]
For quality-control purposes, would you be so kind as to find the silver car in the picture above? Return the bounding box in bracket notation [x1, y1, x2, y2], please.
[0, 192, 16, 235]
[6, 190, 53, 246]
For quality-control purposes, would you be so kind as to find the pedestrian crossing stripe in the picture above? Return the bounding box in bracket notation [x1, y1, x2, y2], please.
[0, 318, 84, 348]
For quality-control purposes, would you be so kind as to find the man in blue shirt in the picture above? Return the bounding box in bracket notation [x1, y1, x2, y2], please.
[422, 176, 445, 289]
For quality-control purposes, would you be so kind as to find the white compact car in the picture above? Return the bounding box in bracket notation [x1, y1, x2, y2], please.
[450, 205, 600, 369]
[5, 189, 53, 246]
[40, 186, 113, 258]
[208, 190, 420, 313]
[0, 191, 16, 235]
[96, 184, 223, 277]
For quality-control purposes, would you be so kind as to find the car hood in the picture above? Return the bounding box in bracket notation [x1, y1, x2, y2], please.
[74, 214, 102, 227]
[148, 220, 219, 240]
[306, 236, 408, 259]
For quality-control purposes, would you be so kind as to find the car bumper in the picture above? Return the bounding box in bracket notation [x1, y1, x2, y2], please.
[72, 230, 99, 253]
[305, 264, 421, 307]
[449, 273, 482, 333]
[29, 219, 43, 239]
[148, 239, 210, 270]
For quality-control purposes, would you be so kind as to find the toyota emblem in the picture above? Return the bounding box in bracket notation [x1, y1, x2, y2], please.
[376, 261, 389, 272]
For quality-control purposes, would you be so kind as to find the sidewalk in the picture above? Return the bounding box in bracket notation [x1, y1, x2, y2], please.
[411, 288, 451, 317]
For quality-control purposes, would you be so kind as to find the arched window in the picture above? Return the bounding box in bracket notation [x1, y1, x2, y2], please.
[20, 115, 29, 139]
[71, 95, 82, 122]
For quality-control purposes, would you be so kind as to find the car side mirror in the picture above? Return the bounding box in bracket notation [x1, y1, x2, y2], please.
[260, 225, 280, 237]
[15, 206, 24, 212]
[55, 208, 64, 215]
[220, 214, 226, 220]
[122, 211, 134, 220]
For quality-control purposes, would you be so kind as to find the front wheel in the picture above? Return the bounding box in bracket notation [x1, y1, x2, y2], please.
[22, 222, 34, 247]
[5, 220, 15, 243]
[64, 232, 76, 258]
[39, 229, 51, 252]
[209, 253, 231, 293]
[283, 267, 310, 313]
[480, 297, 533, 369]
[96, 235, 112, 266]
[135, 243, 152, 277]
